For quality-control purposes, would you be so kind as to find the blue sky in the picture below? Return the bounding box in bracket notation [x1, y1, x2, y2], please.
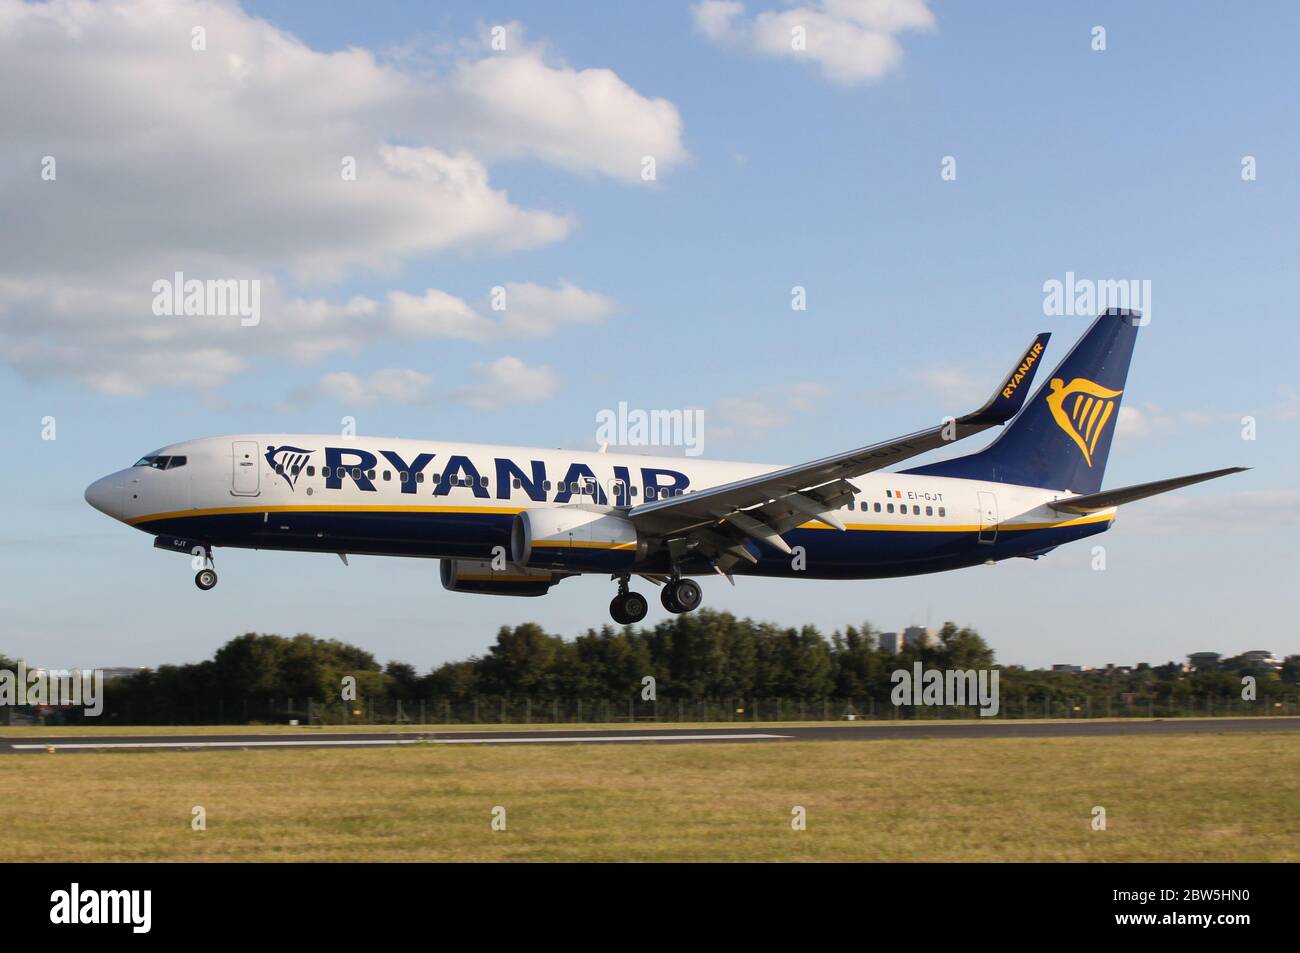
[2, 0, 1297, 672]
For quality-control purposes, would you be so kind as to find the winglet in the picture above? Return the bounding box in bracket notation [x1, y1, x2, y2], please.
[960, 332, 1051, 426]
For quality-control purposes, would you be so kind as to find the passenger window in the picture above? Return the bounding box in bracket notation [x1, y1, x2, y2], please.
[513, 479, 521, 489]
[367, 469, 375, 480]
[926, 505, 933, 516]
[874, 502, 881, 513]
[913, 505, 920, 515]
[847, 501, 855, 511]
[322, 466, 331, 478]
[383, 471, 391, 482]
[399, 472, 409, 483]
[307, 466, 315, 477]
[481, 476, 489, 487]
[631, 486, 638, 496]
[887, 503, 894, 513]
[939, 506, 946, 517]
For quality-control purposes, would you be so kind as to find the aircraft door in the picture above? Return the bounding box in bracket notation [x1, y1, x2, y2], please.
[977, 491, 998, 543]
[232, 440, 261, 496]
[605, 477, 630, 508]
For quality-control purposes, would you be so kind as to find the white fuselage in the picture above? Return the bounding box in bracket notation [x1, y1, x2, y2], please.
[85, 434, 1114, 581]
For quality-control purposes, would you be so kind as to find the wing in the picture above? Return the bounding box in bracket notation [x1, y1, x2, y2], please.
[627, 332, 1051, 570]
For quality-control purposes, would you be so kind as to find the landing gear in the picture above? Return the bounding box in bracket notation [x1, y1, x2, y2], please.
[610, 590, 648, 625]
[195, 568, 218, 590]
[609, 576, 648, 625]
[661, 577, 703, 614]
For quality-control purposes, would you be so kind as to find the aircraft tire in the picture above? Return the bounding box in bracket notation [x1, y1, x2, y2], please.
[610, 591, 648, 624]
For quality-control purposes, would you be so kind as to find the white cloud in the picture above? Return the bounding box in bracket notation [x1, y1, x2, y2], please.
[693, 0, 935, 86]
[695, 0, 746, 40]
[0, 0, 675, 393]
[0, 277, 612, 396]
[915, 366, 984, 405]
[1116, 405, 1157, 438]
[436, 41, 687, 181]
[492, 281, 617, 339]
[710, 380, 830, 441]
[317, 368, 433, 406]
[456, 356, 558, 410]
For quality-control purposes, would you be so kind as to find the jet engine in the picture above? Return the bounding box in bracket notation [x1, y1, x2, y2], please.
[439, 558, 564, 597]
[511, 508, 645, 572]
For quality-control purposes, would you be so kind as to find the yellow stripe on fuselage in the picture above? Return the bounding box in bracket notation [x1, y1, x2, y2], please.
[126, 503, 527, 526]
[803, 511, 1114, 533]
[532, 540, 639, 551]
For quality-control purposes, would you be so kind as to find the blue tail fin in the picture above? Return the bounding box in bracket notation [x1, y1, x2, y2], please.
[905, 308, 1142, 493]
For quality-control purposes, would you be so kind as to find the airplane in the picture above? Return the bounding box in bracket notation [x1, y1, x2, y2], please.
[85, 308, 1245, 624]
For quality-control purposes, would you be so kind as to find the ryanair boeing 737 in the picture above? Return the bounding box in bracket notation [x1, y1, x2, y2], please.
[85, 309, 1245, 624]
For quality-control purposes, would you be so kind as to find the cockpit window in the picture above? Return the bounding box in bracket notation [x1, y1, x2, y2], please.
[132, 455, 187, 470]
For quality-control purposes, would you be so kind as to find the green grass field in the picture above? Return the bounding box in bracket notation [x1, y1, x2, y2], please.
[1, 730, 1295, 861]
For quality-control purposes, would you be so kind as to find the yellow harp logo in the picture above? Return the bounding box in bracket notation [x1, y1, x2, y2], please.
[1045, 377, 1123, 467]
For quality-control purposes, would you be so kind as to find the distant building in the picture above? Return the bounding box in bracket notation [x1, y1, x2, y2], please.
[1187, 652, 1222, 672]
[99, 667, 144, 681]
[1052, 664, 1084, 673]
[1239, 650, 1282, 671]
[903, 626, 938, 649]
[878, 632, 901, 654]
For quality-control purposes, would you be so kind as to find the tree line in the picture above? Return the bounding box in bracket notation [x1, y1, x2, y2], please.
[3, 610, 1296, 724]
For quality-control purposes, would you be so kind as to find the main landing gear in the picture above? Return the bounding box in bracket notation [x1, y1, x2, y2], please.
[608, 574, 704, 622]
[661, 577, 702, 614]
[609, 576, 648, 625]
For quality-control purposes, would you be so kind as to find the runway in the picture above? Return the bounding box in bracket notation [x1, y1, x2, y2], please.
[3, 717, 1297, 753]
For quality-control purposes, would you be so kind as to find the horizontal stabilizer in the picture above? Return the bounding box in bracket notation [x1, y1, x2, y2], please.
[1048, 467, 1249, 514]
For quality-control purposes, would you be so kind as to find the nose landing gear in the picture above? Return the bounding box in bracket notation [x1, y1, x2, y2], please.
[193, 545, 217, 591]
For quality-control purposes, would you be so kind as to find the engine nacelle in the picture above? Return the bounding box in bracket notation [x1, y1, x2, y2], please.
[511, 507, 644, 572]
[439, 558, 562, 597]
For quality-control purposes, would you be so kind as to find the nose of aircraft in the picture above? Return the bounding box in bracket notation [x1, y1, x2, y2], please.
[84, 472, 124, 519]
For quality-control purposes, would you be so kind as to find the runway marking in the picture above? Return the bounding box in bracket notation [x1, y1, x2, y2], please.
[11, 740, 424, 750]
[431, 733, 790, 744]
[10, 732, 791, 751]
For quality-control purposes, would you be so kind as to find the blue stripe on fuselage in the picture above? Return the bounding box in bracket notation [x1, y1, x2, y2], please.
[134, 508, 1111, 578]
